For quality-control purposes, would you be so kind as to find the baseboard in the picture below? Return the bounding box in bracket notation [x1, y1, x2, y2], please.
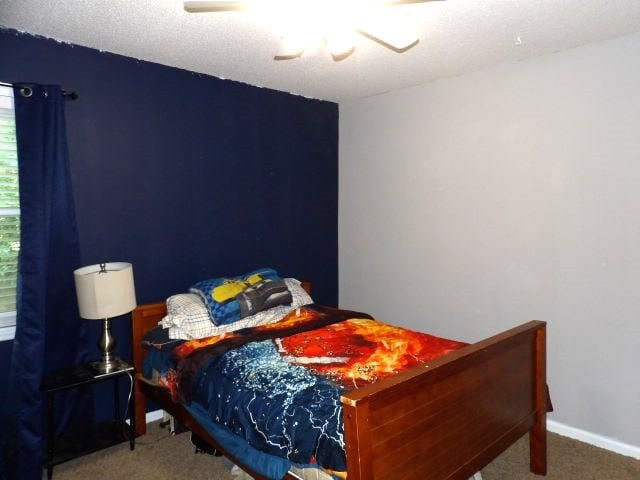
[146, 409, 164, 424]
[144, 409, 639, 461]
[547, 419, 640, 460]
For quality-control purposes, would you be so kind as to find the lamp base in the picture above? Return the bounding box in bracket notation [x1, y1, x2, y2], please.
[88, 356, 129, 377]
[92, 318, 118, 376]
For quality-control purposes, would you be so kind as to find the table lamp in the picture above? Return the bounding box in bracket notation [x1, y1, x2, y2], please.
[74, 262, 137, 374]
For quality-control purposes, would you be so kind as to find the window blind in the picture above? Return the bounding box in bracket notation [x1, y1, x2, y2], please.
[0, 85, 20, 328]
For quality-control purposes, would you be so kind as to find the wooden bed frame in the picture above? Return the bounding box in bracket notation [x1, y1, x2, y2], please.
[131, 291, 547, 480]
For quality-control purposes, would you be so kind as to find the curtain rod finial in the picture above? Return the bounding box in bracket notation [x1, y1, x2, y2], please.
[63, 90, 78, 100]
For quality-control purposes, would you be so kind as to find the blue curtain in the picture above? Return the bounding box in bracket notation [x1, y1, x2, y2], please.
[1, 84, 91, 480]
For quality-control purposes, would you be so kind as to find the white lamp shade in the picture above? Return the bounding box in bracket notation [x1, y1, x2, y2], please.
[74, 262, 137, 319]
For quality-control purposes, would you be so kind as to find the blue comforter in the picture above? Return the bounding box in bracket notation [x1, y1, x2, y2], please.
[190, 339, 346, 470]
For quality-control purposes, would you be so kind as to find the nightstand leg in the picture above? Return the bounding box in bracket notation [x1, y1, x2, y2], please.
[114, 378, 121, 420]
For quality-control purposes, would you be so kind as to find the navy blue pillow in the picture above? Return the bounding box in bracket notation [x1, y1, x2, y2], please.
[190, 267, 281, 325]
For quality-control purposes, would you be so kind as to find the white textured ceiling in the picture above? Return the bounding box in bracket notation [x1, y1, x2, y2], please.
[2, 0, 640, 102]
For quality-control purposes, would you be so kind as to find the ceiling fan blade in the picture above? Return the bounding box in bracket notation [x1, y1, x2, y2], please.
[184, 0, 443, 12]
[377, 0, 445, 5]
[183, 1, 249, 12]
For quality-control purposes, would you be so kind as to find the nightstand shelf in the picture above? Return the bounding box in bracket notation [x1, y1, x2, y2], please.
[41, 357, 136, 479]
[48, 420, 129, 465]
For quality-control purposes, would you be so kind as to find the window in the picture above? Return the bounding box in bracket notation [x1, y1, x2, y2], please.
[0, 85, 19, 341]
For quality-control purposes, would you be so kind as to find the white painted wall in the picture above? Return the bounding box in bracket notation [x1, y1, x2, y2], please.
[339, 32, 640, 452]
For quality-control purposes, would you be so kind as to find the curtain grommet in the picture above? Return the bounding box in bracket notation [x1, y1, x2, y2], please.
[19, 86, 33, 98]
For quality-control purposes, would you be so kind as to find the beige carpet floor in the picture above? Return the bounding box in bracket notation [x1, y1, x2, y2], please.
[47, 422, 640, 480]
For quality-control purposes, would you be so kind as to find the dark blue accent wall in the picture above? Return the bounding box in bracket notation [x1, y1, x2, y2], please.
[0, 28, 338, 420]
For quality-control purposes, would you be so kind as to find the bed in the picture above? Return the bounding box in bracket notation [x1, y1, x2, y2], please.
[131, 279, 548, 480]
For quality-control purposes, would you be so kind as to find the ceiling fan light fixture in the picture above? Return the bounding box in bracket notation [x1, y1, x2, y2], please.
[360, 28, 419, 51]
[184, 0, 248, 12]
[325, 29, 356, 59]
[357, 13, 419, 51]
[183, 0, 431, 59]
[275, 32, 306, 59]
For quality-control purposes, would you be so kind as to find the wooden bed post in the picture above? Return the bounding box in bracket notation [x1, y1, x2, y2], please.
[530, 323, 547, 474]
[131, 301, 168, 436]
[342, 398, 373, 480]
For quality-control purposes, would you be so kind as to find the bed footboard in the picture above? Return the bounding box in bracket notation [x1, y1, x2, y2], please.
[341, 320, 547, 480]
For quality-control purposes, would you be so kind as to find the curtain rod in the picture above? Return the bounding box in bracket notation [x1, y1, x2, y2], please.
[0, 81, 79, 100]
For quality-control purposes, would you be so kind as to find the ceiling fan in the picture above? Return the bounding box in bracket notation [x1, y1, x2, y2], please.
[183, 0, 443, 60]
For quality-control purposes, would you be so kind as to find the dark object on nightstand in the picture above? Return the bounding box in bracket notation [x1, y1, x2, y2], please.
[41, 356, 136, 479]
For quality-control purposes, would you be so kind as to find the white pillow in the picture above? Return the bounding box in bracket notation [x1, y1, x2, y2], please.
[160, 293, 216, 339]
[161, 278, 312, 340]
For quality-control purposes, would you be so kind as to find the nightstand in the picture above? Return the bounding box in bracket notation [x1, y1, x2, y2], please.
[41, 356, 136, 479]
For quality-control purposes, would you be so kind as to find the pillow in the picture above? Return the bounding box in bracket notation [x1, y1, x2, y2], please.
[190, 267, 282, 325]
[236, 279, 292, 319]
[160, 293, 218, 339]
[162, 278, 313, 340]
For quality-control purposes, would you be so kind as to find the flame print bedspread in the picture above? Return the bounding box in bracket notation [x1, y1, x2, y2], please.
[165, 305, 467, 473]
